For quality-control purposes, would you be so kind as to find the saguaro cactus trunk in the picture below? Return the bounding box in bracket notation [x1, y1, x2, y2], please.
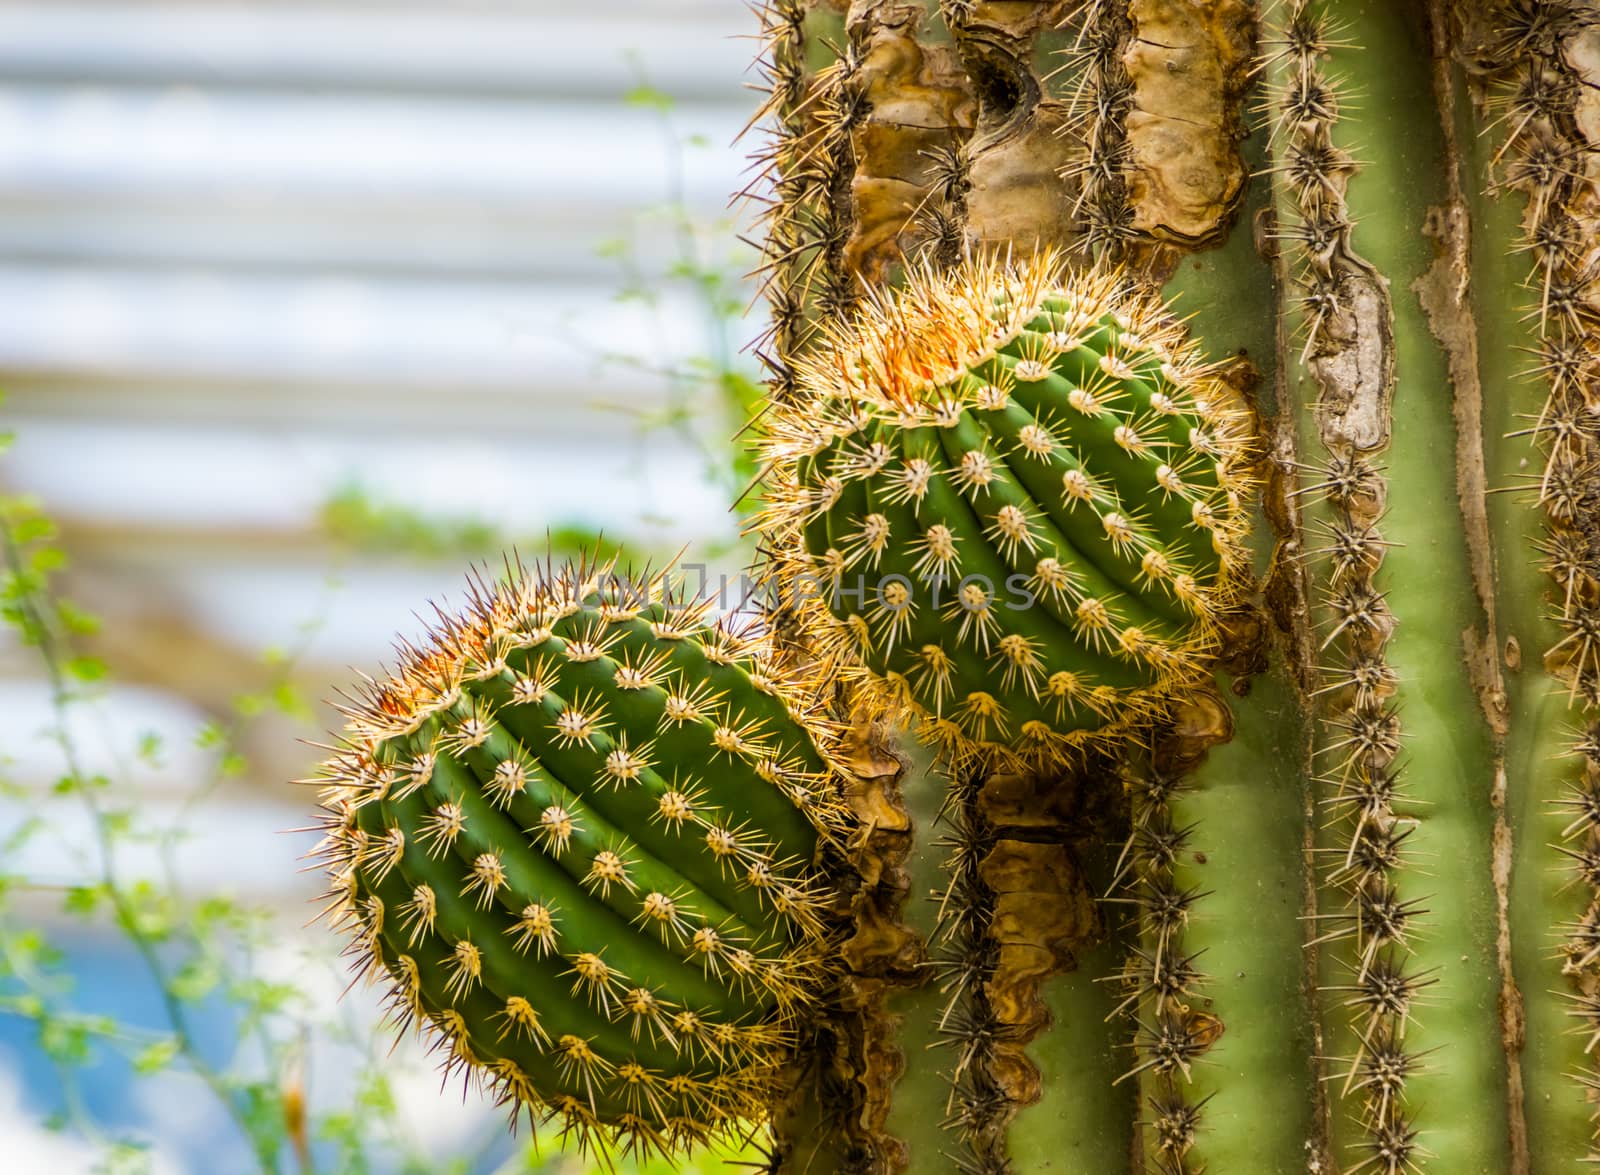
[746, 1, 1600, 1172]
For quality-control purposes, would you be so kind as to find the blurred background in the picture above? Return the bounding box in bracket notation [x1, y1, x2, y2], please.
[0, 3, 767, 1171]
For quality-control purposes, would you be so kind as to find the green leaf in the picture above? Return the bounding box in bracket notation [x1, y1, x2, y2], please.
[101, 808, 134, 838]
[624, 84, 674, 112]
[62, 884, 104, 918]
[2, 815, 43, 853]
[39, 1016, 92, 1065]
[11, 513, 55, 544]
[132, 1036, 181, 1074]
[56, 600, 101, 636]
[168, 956, 220, 1003]
[354, 1070, 396, 1116]
[234, 976, 300, 1021]
[28, 546, 66, 575]
[232, 692, 266, 719]
[2, 993, 47, 1019]
[124, 881, 174, 940]
[66, 656, 106, 683]
[270, 681, 312, 721]
[135, 731, 165, 766]
[194, 895, 241, 929]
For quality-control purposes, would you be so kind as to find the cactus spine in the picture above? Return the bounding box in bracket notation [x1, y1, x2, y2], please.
[314, 557, 851, 1160]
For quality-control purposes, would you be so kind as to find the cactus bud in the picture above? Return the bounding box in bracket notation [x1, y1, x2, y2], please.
[757, 253, 1254, 768]
[313, 556, 847, 1158]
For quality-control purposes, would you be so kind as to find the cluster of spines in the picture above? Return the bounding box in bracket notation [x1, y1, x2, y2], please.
[757, 252, 1254, 772]
[914, 136, 972, 274]
[311, 556, 849, 1160]
[745, 0, 811, 405]
[1058, 0, 1136, 261]
[911, 4, 974, 272]
[1111, 758, 1212, 1175]
[1479, 0, 1600, 1151]
[746, 0, 864, 404]
[925, 764, 1009, 1174]
[1268, 5, 1422, 1169]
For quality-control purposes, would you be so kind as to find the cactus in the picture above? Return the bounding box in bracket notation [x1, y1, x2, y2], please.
[312, 556, 853, 1160]
[740, 0, 1600, 1172]
[306, 0, 1600, 1171]
[756, 253, 1256, 771]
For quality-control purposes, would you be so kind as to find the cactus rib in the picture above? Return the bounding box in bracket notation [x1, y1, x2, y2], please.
[1463, 0, 1600, 1164]
[1268, 1, 1516, 1168]
[1059, 0, 1136, 261]
[1261, 6, 1429, 1165]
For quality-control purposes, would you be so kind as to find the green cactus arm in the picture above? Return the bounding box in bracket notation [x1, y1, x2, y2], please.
[1330, 10, 1513, 1169]
[1479, 228, 1597, 1168]
[765, 255, 1256, 776]
[353, 780, 669, 1061]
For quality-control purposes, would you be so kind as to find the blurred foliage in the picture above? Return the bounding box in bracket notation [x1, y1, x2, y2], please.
[0, 478, 449, 1174]
[322, 84, 763, 567]
[317, 485, 606, 564]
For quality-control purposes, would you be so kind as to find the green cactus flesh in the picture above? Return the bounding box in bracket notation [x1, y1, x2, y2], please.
[759, 256, 1255, 770]
[314, 558, 848, 1158]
